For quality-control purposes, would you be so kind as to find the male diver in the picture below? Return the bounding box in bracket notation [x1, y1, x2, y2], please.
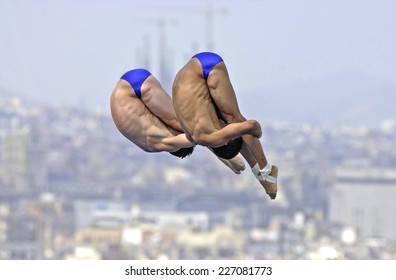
[110, 69, 246, 174]
[172, 52, 278, 199]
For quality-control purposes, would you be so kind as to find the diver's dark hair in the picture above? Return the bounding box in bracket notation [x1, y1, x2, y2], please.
[211, 137, 243, 160]
[170, 146, 195, 159]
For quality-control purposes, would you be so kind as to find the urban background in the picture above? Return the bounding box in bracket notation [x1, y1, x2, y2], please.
[0, 0, 395, 259]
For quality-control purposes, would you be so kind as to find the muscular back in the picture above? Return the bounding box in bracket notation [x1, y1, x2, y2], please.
[172, 59, 223, 144]
[110, 79, 178, 152]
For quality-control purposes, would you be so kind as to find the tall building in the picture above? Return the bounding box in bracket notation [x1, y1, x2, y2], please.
[26, 126, 48, 192]
[2, 128, 29, 193]
[329, 167, 396, 242]
[2, 126, 47, 194]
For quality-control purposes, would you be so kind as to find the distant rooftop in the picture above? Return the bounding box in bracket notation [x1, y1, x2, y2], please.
[335, 167, 396, 184]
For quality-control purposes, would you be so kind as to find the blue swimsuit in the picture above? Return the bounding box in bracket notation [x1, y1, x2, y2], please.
[120, 69, 151, 98]
[192, 52, 223, 80]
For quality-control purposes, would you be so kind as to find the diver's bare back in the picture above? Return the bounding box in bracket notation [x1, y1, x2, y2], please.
[172, 59, 222, 144]
[111, 80, 173, 152]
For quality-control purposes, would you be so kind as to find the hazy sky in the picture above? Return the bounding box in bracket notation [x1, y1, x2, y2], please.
[0, 0, 395, 122]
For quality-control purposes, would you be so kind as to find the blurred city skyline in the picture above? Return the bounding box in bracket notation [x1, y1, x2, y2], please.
[1, 95, 396, 259]
[1, 0, 395, 126]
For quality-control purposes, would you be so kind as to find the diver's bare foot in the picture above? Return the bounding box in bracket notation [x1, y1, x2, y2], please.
[228, 155, 246, 174]
[218, 154, 246, 174]
[246, 120, 262, 138]
[259, 165, 278, 199]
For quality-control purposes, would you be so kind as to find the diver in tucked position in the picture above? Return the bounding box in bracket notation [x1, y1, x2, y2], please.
[110, 69, 245, 174]
[172, 52, 278, 199]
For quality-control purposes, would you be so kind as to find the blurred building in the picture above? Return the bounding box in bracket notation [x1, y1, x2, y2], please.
[176, 226, 246, 259]
[1, 126, 47, 195]
[329, 167, 396, 242]
[2, 128, 30, 193]
[0, 201, 42, 259]
[0, 196, 75, 260]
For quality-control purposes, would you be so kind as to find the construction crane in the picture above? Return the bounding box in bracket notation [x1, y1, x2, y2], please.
[166, 3, 228, 52]
[203, 3, 228, 51]
[130, 3, 227, 90]
[131, 17, 177, 92]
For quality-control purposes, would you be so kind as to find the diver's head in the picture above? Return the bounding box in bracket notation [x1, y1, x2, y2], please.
[169, 146, 195, 159]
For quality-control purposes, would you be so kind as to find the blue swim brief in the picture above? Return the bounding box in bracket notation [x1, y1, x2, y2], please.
[120, 69, 151, 98]
[192, 52, 223, 80]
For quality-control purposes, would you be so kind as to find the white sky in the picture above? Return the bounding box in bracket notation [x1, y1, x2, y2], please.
[0, 0, 395, 114]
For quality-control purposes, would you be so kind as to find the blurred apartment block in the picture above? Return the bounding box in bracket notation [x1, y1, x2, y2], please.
[329, 167, 396, 242]
[1, 126, 47, 196]
[0, 195, 74, 259]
